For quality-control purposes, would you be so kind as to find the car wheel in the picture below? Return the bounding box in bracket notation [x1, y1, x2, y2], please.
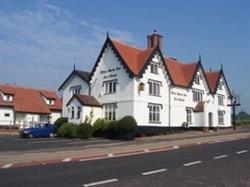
[49, 133, 54, 138]
[29, 134, 33, 139]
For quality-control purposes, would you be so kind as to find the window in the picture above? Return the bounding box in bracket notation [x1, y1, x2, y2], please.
[4, 95, 12, 101]
[194, 75, 200, 85]
[150, 63, 158, 74]
[148, 80, 161, 96]
[218, 110, 224, 125]
[193, 90, 203, 102]
[71, 86, 81, 95]
[218, 82, 223, 90]
[48, 99, 54, 105]
[104, 103, 117, 121]
[149, 104, 161, 123]
[186, 108, 192, 124]
[218, 95, 224, 106]
[77, 106, 81, 119]
[103, 80, 117, 94]
[4, 113, 10, 117]
[71, 106, 74, 119]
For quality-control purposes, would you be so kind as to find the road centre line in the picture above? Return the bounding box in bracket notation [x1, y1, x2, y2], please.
[82, 178, 119, 187]
[183, 161, 202, 167]
[142, 168, 167, 176]
[236, 150, 248, 154]
[213, 155, 228, 160]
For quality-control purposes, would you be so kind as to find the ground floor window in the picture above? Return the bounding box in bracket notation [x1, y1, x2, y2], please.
[4, 113, 10, 117]
[104, 103, 117, 121]
[71, 106, 74, 119]
[77, 106, 81, 119]
[186, 108, 192, 124]
[148, 103, 161, 123]
[218, 110, 224, 125]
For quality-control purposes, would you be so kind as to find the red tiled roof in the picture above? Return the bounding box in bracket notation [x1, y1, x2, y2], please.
[0, 85, 62, 114]
[205, 71, 221, 93]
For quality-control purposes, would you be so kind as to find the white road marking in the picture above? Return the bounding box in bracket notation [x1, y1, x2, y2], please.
[1, 164, 13, 169]
[144, 149, 150, 152]
[83, 178, 118, 187]
[197, 142, 202, 145]
[173, 145, 179, 149]
[142, 168, 167, 176]
[62, 158, 72, 162]
[107, 153, 114, 157]
[183, 161, 202, 167]
[213, 155, 228, 160]
[236, 150, 248, 154]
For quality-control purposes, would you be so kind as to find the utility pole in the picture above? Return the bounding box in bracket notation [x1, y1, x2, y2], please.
[228, 95, 241, 130]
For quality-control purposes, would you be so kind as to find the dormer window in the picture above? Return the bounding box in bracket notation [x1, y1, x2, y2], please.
[4, 94, 13, 101]
[150, 63, 158, 74]
[48, 99, 55, 105]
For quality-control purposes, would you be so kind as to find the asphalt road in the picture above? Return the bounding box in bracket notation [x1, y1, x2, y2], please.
[0, 135, 122, 152]
[1, 137, 250, 187]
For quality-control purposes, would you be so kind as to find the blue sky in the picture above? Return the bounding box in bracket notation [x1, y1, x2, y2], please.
[0, 0, 249, 112]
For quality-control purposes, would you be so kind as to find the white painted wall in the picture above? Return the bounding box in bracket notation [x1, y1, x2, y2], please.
[50, 111, 61, 124]
[0, 107, 14, 126]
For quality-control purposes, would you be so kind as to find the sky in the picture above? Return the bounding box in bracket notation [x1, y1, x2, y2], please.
[0, 0, 249, 112]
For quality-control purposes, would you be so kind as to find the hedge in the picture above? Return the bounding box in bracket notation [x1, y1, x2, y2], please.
[57, 123, 77, 138]
[54, 117, 68, 133]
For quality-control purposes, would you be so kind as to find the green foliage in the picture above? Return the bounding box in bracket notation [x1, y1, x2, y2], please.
[84, 109, 94, 124]
[77, 123, 93, 139]
[54, 117, 68, 133]
[93, 118, 110, 137]
[116, 116, 137, 133]
[57, 123, 77, 139]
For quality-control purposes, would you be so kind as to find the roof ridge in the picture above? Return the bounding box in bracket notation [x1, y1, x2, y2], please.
[0, 84, 56, 93]
[110, 38, 144, 52]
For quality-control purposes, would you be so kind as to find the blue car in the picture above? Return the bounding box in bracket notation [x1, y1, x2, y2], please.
[19, 123, 55, 138]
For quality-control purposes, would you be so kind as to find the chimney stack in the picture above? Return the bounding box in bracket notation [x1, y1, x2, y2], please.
[147, 30, 163, 50]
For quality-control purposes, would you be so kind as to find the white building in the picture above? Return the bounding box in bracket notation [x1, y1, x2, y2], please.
[59, 31, 232, 130]
[0, 84, 62, 127]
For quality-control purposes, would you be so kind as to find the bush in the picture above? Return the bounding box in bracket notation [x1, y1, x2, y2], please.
[107, 116, 137, 140]
[54, 117, 68, 133]
[57, 123, 77, 138]
[77, 123, 93, 139]
[93, 118, 110, 137]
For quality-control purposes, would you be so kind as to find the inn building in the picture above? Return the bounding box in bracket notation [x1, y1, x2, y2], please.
[59, 31, 232, 130]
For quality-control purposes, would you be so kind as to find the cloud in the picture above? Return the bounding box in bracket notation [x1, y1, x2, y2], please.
[0, 3, 136, 90]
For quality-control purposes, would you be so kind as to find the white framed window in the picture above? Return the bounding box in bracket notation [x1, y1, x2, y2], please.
[218, 81, 223, 90]
[193, 90, 203, 102]
[148, 80, 161, 96]
[77, 106, 81, 119]
[218, 110, 224, 125]
[186, 108, 192, 124]
[4, 94, 13, 101]
[218, 95, 224, 106]
[71, 106, 74, 119]
[103, 79, 117, 94]
[104, 103, 117, 121]
[148, 103, 161, 123]
[48, 99, 54, 105]
[71, 85, 81, 96]
[150, 63, 158, 74]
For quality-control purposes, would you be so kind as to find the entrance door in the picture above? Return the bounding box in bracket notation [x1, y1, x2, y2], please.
[208, 112, 213, 128]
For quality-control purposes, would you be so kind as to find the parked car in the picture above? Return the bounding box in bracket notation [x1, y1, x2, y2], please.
[19, 123, 55, 138]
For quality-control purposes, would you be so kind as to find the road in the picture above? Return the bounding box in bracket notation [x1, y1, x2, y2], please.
[1, 137, 250, 187]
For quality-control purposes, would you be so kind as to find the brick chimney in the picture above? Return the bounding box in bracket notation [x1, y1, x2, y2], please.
[147, 30, 163, 50]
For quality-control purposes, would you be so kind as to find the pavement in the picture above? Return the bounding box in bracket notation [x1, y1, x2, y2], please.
[1, 127, 250, 169]
[1, 136, 250, 187]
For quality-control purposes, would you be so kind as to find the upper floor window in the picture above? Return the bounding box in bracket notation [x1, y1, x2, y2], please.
[218, 110, 224, 125]
[150, 63, 158, 74]
[104, 103, 117, 121]
[103, 79, 117, 94]
[48, 99, 54, 105]
[4, 94, 13, 101]
[218, 81, 223, 90]
[148, 80, 161, 96]
[148, 103, 161, 123]
[70, 85, 81, 95]
[218, 95, 224, 106]
[193, 90, 203, 102]
[194, 75, 200, 85]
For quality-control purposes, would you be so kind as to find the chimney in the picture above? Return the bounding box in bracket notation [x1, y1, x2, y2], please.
[147, 30, 163, 50]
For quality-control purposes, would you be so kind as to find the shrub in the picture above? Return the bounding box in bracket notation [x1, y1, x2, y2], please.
[116, 116, 137, 133]
[57, 123, 77, 138]
[77, 123, 93, 139]
[93, 118, 110, 137]
[54, 117, 68, 133]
